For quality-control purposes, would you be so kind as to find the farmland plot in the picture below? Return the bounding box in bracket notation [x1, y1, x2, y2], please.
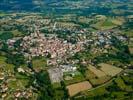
[86, 67, 111, 86]
[67, 81, 92, 96]
[98, 63, 123, 76]
[88, 65, 106, 78]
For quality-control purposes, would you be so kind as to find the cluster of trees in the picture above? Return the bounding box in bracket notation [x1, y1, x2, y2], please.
[0, 42, 8, 52]
[6, 52, 25, 67]
[0, 40, 25, 68]
[120, 18, 133, 30]
[25, 68, 69, 100]
[16, 25, 29, 35]
[78, 64, 87, 77]
[0, 32, 13, 41]
[60, 81, 69, 99]
[93, 52, 130, 64]
[106, 80, 121, 92]
[35, 71, 69, 100]
[121, 74, 133, 88]
[14, 38, 23, 49]
[0, 34, 26, 68]
[93, 36, 132, 64]
[35, 71, 55, 100]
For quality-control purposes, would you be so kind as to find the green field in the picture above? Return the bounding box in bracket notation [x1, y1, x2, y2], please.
[91, 17, 125, 30]
[115, 77, 132, 92]
[64, 71, 85, 85]
[98, 63, 123, 77]
[76, 75, 133, 99]
[0, 56, 14, 73]
[32, 57, 47, 71]
[81, 80, 113, 97]
[85, 67, 111, 86]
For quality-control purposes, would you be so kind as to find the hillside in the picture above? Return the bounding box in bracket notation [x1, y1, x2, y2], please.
[0, 0, 132, 15]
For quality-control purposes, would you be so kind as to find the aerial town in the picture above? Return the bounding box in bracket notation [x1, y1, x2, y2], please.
[20, 25, 84, 66]
[0, 0, 133, 100]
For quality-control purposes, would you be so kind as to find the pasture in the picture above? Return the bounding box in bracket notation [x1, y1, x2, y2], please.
[88, 65, 106, 78]
[32, 57, 47, 71]
[92, 16, 124, 30]
[98, 63, 123, 76]
[86, 65, 111, 86]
